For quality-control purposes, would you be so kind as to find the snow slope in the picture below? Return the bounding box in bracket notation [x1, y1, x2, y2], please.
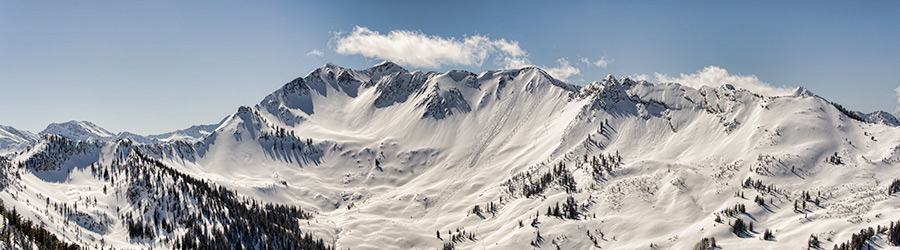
[3, 62, 900, 250]
[0, 124, 39, 154]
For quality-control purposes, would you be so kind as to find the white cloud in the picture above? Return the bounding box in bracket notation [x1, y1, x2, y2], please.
[578, 56, 611, 68]
[593, 56, 611, 68]
[333, 26, 528, 69]
[332, 26, 594, 82]
[306, 49, 324, 57]
[653, 66, 793, 96]
[631, 73, 651, 82]
[494, 39, 527, 57]
[499, 56, 531, 69]
[544, 58, 580, 81]
[895, 86, 900, 103]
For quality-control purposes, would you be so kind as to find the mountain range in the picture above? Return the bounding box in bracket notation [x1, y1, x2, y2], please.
[1, 62, 900, 249]
[0, 120, 221, 153]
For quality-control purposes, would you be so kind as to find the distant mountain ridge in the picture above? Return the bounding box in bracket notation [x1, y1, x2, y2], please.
[0, 119, 223, 154]
[147, 123, 221, 142]
[0, 125, 39, 153]
[857, 110, 900, 126]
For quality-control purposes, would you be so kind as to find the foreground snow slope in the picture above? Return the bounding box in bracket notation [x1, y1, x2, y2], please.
[3, 62, 900, 249]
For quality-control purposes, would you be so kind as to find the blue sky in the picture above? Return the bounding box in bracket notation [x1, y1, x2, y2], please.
[1, 1, 898, 134]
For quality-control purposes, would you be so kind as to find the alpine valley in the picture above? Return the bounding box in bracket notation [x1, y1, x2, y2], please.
[2, 62, 900, 250]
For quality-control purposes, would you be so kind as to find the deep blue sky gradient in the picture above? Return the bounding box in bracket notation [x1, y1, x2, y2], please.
[1, 1, 898, 134]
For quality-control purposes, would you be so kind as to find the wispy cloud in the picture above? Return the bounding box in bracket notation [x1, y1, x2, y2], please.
[631, 73, 651, 82]
[593, 56, 611, 68]
[892, 86, 900, 116]
[333, 26, 526, 69]
[306, 49, 324, 57]
[580, 55, 612, 68]
[544, 58, 581, 81]
[654, 66, 793, 96]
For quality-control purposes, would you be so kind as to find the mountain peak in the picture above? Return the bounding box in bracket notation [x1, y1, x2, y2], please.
[373, 60, 401, 68]
[362, 61, 408, 78]
[309, 62, 349, 79]
[859, 110, 900, 126]
[41, 120, 114, 141]
[513, 66, 579, 92]
[792, 86, 816, 97]
[517, 66, 555, 79]
[323, 62, 343, 69]
[602, 74, 617, 83]
[584, 74, 625, 90]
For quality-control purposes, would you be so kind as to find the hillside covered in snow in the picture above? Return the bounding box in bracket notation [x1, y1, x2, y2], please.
[2, 62, 900, 250]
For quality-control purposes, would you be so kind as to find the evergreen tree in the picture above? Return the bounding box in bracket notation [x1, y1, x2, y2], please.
[763, 228, 774, 240]
[732, 218, 747, 236]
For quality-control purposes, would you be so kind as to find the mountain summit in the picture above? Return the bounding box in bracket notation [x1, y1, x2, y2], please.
[40, 120, 114, 141]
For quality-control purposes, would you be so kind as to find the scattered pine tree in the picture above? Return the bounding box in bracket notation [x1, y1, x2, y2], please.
[692, 237, 717, 250]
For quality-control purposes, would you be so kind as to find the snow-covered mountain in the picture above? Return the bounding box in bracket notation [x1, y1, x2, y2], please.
[857, 110, 900, 126]
[146, 122, 221, 143]
[0, 125, 39, 154]
[40, 120, 115, 141]
[2, 62, 900, 250]
[1, 119, 219, 159]
[34, 119, 220, 145]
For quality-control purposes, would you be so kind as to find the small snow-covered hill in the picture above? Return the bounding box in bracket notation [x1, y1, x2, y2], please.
[40, 120, 115, 141]
[147, 123, 220, 143]
[858, 110, 900, 126]
[2, 62, 900, 250]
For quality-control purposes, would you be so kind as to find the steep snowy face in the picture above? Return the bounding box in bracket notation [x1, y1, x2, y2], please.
[417, 86, 471, 119]
[0, 125, 39, 153]
[371, 70, 429, 108]
[40, 120, 115, 141]
[248, 62, 581, 144]
[259, 62, 419, 117]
